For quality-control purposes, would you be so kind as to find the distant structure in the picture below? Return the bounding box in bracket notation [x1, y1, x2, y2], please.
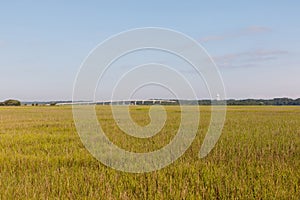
[99, 100, 178, 106]
[24, 98, 300, 106]
[56, 99, 178, 106]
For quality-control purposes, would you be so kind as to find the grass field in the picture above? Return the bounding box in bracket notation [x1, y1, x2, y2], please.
[0, 106, 299, 199]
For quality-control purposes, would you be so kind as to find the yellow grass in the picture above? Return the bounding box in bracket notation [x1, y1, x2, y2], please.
[0, 106, 299, 199]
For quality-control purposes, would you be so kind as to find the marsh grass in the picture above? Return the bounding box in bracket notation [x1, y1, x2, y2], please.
[0, 106, 299, 199]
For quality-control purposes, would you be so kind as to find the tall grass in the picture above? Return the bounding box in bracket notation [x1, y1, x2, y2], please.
[0, 106, 299, 199]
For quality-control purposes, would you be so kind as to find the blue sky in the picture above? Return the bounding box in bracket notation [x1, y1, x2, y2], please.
[0, 1, 299, 101]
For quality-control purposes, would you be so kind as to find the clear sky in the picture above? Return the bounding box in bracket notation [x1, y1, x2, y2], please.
[1, 1, 299, 101]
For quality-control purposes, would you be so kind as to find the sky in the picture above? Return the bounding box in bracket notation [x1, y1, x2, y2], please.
[0, 1, 299, 101]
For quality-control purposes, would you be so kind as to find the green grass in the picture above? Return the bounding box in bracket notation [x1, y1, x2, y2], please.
[0, 106, 299, 199]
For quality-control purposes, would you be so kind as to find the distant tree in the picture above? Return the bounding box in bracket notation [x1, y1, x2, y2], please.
[3, 99, 21, 106]
[32, 103, 35, 106]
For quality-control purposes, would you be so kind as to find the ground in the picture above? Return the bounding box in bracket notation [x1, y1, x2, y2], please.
[0, 106, 299, 199]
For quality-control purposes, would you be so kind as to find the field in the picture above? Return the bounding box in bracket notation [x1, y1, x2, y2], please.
[0, 106, 299, 199]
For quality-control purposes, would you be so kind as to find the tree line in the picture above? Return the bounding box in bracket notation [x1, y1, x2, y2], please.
[177, 98, 300, 105]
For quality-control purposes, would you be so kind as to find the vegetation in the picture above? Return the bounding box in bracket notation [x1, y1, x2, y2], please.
[226, 98, 300, 105]
[0, 99, 21, 106]
[50, 102, 57, 106]
[177, 98, 300, 105]
[0, 106, 299, 199]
